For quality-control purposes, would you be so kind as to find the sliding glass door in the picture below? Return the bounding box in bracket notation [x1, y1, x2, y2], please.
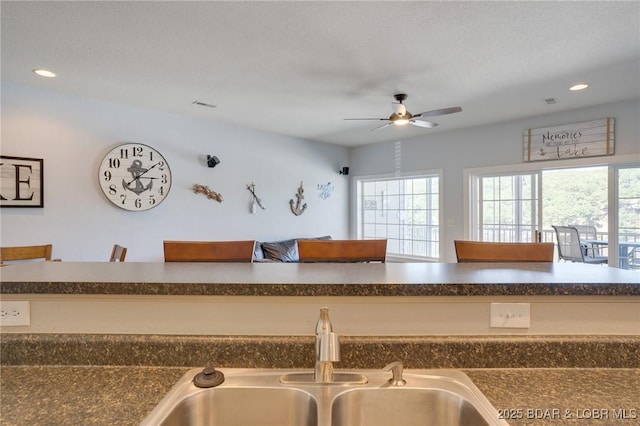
[616, 165, 640, 269]
[472, 172, 540, 242]
[468, 160, 639, 270]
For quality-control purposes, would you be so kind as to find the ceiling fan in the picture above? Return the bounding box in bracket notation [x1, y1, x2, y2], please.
[345, 94, 462, 132]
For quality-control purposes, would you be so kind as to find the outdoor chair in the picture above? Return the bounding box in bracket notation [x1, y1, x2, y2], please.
[552, 226, 608, 265]
[454, 240, 554, 263]
[163, 240, 256, 262]
[298, 239, 387, 263]
[109, 244, 127, 262]
[570, 224, 603, 256]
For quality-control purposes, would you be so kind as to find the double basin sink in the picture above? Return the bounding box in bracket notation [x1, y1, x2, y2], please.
[141, 367, 507, 426]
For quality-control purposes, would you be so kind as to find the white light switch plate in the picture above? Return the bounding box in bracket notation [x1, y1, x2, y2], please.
[0, 301, 31, 326]
[490, 303, 530, 328]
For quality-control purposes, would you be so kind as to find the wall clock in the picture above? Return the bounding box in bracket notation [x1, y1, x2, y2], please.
[98, 143, 172, 211]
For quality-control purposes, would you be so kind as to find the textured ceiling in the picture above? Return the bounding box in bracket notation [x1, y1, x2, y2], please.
[2, 1, 639, 146]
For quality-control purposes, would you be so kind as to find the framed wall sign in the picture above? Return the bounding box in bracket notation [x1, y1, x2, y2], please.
[523, 118, 614, 162]
[0, 156, 44, 208]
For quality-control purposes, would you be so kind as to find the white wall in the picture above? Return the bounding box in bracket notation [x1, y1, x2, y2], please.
[1, 83, 350, 261]
[350, 99, 640, 261]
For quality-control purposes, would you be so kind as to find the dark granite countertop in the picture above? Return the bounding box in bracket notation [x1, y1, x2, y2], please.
[1, 366, 638, 425]
[1, 261, 639, 296]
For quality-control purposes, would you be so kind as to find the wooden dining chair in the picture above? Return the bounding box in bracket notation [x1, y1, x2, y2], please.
[109, 244, 127, 262]
[298, 239, 387, 263]
[163, 240, 256, 262]
[0, 244, 54, 265]
[454, 240, 554, 263]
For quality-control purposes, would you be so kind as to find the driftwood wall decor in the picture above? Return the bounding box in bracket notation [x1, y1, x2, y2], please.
[193, 184, 223, 202]
[246, 183, 265, 213]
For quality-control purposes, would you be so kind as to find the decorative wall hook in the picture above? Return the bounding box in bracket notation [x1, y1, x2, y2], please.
[193, 184, 223, 202]
[246, 183, 265, 213]
[289, 181, 307, 216]
[206, 155, 220, 168]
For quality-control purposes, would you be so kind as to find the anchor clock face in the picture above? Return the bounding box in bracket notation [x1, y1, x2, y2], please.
[98, 143, 172, 211]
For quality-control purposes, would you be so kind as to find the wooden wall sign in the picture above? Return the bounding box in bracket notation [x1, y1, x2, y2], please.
[523, 118, 614, 162]
[0, 156, 44, 207]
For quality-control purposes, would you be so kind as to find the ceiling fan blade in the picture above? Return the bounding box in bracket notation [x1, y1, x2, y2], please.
[370, 122, 394, 132]
[344, 118, 387, 121]
[413, 106, 462, 119]
[409, 119, 438, 128]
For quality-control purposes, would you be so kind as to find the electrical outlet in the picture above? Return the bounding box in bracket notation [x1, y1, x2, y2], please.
[0, 301, 31, 326]
[490, 302, 530, 328]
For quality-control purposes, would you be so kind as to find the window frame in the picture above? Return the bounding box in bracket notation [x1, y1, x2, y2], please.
[352, 169, 444, 262]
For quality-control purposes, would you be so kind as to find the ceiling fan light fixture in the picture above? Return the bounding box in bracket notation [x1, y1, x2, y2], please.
[390, 113, 411, 126]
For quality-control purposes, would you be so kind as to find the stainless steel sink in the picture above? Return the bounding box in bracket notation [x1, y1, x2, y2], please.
[331, 379, 492, 426]
[141, 368, 507, 426]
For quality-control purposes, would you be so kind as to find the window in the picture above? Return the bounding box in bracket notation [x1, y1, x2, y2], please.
[356, 173, 442, 260]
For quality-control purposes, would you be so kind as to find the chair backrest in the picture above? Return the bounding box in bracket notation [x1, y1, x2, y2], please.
[109, 244, 127, 262]
[298, 239, 387, 263]
[0, 244, 53, 265]
[454, 240, 554, 262]
[163, 240, 256, 262]
[570, 224, 598, 241]
[552, 226, 585, 262]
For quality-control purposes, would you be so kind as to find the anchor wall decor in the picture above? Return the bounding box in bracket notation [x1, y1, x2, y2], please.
[193, 184, 223, 203]
[289, 181, 307, 216]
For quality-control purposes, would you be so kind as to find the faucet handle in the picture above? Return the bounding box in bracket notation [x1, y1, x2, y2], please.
[383, 361, 406, 386]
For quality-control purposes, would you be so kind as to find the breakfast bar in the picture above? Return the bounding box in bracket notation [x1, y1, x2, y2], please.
[1, 261, 639, 425]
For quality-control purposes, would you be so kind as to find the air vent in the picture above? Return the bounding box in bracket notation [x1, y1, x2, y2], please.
[543, 97, 557, 105]
[192, 100, 217, 109]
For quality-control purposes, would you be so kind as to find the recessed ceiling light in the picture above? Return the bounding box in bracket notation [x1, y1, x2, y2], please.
[33, 69, 56, 78]
[569, 83, 589, 91]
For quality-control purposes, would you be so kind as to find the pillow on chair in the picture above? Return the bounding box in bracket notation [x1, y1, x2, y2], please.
[261, 239, 299, 262]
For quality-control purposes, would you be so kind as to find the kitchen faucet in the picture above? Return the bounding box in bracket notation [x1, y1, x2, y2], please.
[314, 307, 340, 383]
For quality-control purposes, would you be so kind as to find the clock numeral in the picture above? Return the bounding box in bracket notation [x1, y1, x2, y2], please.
[109, 184, 117, 195]
[135, 198, 142, 208]
[159, 186, 165, 195]
[149, 151, 154, 161]
[109, 158, 121, 168]
[157, 161, 165, 170]
[119, 149, 128, 159]
[133, 146, 144, 157]
[103, 171, 112, 181]
[149, 194, 156, 205]
[161, 174, 168, 184]
[120, 194, 127, 205]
